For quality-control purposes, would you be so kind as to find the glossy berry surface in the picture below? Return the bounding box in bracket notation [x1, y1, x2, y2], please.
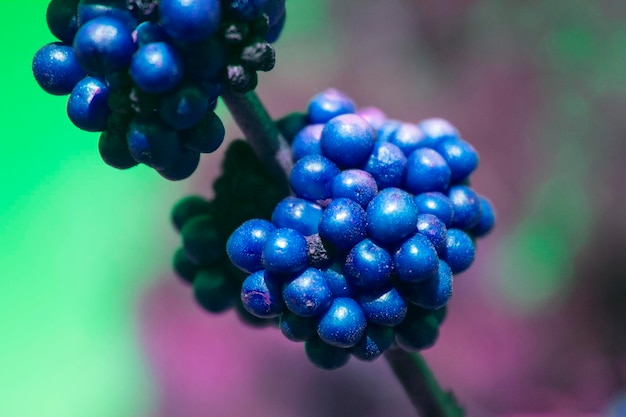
[32, 43, 85, 95]
[394, 233, 439, 283]
[388, 122, 427, 156]
[405, 260, 453, 310]
[343, 238, 393, 290]
[366, 188, 418, 245]
[418, 118, 460, 148]
[435, 139, 479, 182]
[320, 114, 375, 168]
[66, 76, 110, 131]
[404, 148, 451, 194]
[227, 219, 276, 273]
[414, 192, 455, 228]
[282, 268, 333, 317]
[289, 155, 340, 201]
[318, 198, 367, 251]
[317, 297, 367, 348]
[470, 196, 496, 238]
[130, 42, 184, 94]
[416, 214, 448, 256]
[448, 185, 482, 230]
[241, 270, 284, 318]
[308, 88, 356, 124]
[271, 196, 323, 236]
[358, 286, 407, 327]
[291, 124, 324, 161]
[443, 229, 476, 274]
[330, 169, 378, 209]
[363, 141, 407, 190]
[262, 228, 309, 275]
[351, 324, 394, 361]
[126, 117, 180, 169]
[159, 0, 222, 41]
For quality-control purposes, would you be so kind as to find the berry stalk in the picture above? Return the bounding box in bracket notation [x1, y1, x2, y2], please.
[385, 349, 464, 417]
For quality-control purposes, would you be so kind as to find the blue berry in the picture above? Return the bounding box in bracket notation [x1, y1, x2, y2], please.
[158, 82, 210, 130]
[318, 198, 367, 251]
[283, 268, 333, 317]
[73, 16, 136, 75]
[289, 155, 340, 201]
[46, 0, 79, 44]
[351, 324, 394, 361]
[435, 139, 479, 182]
[157, 148, 200, 180]
[377, 119, 402, 142]
[66, 76, 110, 132]
[317, 297, 367, 348]
[447, 185, 482, 230]
[416, 214, 448, 256]
[130, 42, 184, 94]
[263, 0, 286, 27]
[417, 118, 460, 148]
[280, 311, 317, 342]
[388, 123, 427, 156]
[291, 124, 324, 161]
[330, 169, 378, 209]
[77, 3, 138, 31]
[405, 260, 453, 310]
[32, 43, 85, 96]
[404, 148, 451, 194]
[394, 307, 440, 351]
[265, 10, 286, 43]
[414, 192, 455, 228]
[227, 219, 276, 273]
[344, 239, 393, 290]
[442, 228, 475, 274]
[323, 265, 355, 298]
[159, 0, 222, 42]
[470, 196, 496, 238]
[359, 286, 407, 327]
[126, 117, 181, 169]
[133, 21, 170, 47]
[363, 141, 407, 190]
[98, 129, 139, 169]
[181, 214, 221, 265]
[261, 228, 309, 275]
[356, 106, 387, 130]
[393, 233, 439, 283]
[307, 89, 356, 124]
[226, 0, 267, 20]
[305, 336, 351, 370]
[271, 196, 323, 236]
[241, 269, 284, 318]
[320, 114, 375, 168]
[366, 188, 418, 245]
[179, 111, 225, 154]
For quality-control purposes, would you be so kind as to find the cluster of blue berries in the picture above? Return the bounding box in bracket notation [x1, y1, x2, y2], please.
[226, 89, 495, 369]
[33, 0, 285, 179]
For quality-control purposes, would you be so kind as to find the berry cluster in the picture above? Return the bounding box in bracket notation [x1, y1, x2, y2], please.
[33, 0, 285, 179]
[226, 89, 495, 369]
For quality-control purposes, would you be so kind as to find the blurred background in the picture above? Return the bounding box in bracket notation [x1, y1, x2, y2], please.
[2, 0, 626, 416]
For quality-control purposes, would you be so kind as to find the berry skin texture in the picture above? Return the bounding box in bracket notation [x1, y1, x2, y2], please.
[406, 260, 453, 310]
[159, 0, 222, 42]
[227, 219, 276, 273]
[241, 270, 284, 318]
[180, 111, 225, 154]
[363, 141, 407, 190]
[443, 229, 476, 274]
[282, 268, 333, 317]
[358, 286, 407, 327]
[388, 122, 427, 156]
[366, 188, 419, 245]
[291, 124, 324, 161]
[393, 233, 440, 283]
[307, 88, 356, 124]
[330, 169, 378, 209]
[73, 16, 136, 75]
[404, 148, 452, 194]
[470, 196, 496, 238]
[417, 118, 460, 148]
[32, 43, 85, 95]
[130, 42, 184, 94]
[414, 192, 455, 228]
[356, 106, 387, 130]
[317, 297, 367, 348]
[318, 198, 367, 252]
[344, 238, 393, 290]
[305, 336, 351, 370]
[435, 139, 479, 182]
[67, 76, 110, 132]
[261, 228, 309, 275]
[158, 83, 210, 130]
[320, 114, 376, 168]
[289, 155, 340, 201]
[271, 196, 323, 236]
[416, 213, 448, 256]
[394, 307, 440, 351]
[126, 117, 181, 169]
[323, 266, 355, 298]
[351, 324, 395, 361]
[98, 130, 139, 169]
[447, 185, 482, 230]
[157, 148, 200, 180]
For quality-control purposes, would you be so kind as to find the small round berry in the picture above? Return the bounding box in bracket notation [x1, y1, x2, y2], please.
[362, 141, 407, 190]
[442, 228, 475, 274]
[388, 123, 427, 156]
[344, 239, 393, 290]
[225, 0, 268, 20]
[241, 269, 284, 318]
[271, 196, 323, 236]
[417, 214, 447, 256]
[377, 119, 402, 142]
[133, 21, 169, 47]
[330, 169, 378, 209]
[171, 195, 211, 231]
[180, 111, 225, 154]
[469, 196, 496, 238]
[393, 233, 439, 283]
[318, 198, 367, 252]
[77, 3, 138, 30]
[157, 148, 200, 180]
[317, 297, 367, 348]
[130, 42, 184, 94]
[181, 214, 222, 265]
[323, 265, 355, 298]
[262, 228, 309, 275]
[227, 219, 276, 273]
[414, 192, 454, 228]
[405, 260, 453, 310]
[305, 336, 351, 370]
[291, 124, 324, 161]
[404, 148, 451, 194]
[264, 0, 286, 27]
[32, 43, 85, 95]
[356, 107, 387, 130]
[358, 286, 407, 327]
[307, 89, 356, 124]
[72, 16, 136, 75]
[193, 267, 236, 313]
[98, 129, 139, 169]
[366, 188, 418, 245]
[46, 0, 79, 43]
[159, 0, 222, 42]
[283, 268, 333, 317]
[289, 155, 340, 201]
[66, 76, 110, 132]
[320, 114, 375, 168]
[126, 117, 181, 169]
[158, 82, 209, 130]
[447, 185, 482, 230]
[435, 139, 479, 182]
[417, 118, 460, 148]
[265, 10, 286, 43]
[351, 324, 394, 361]
[280, 311, 317, 342]
[394, 307, 440, 351]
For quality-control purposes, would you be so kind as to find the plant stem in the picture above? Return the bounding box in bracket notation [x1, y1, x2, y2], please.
[221, 89, 293, 191]
[384, 349, 464, 417]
